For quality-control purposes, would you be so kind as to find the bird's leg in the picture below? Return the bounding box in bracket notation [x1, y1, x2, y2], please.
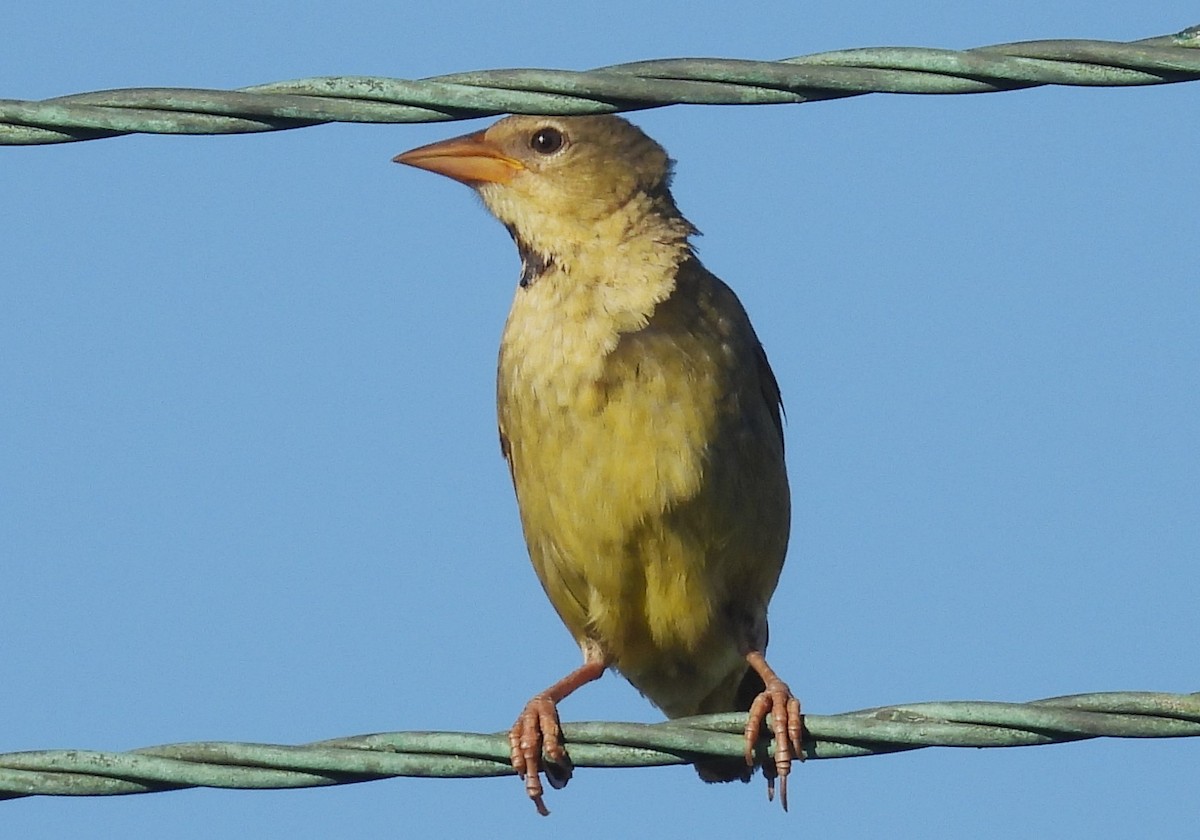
[509, 643, 607, 816]
[742, 650, 804, 811]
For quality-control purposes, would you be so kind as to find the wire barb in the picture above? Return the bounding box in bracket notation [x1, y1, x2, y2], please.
[1, 691, 1195, 800]
[2, 25, 1198, 146]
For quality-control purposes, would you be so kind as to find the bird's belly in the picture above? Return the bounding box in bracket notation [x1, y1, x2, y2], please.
[509, 383, 718, 641]
[502, 367, 784, 716]
[528, 456, 749, 717]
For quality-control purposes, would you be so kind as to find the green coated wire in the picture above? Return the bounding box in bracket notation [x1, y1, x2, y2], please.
[1, 692, 1196, 799]
[1, 25, 1197, 146]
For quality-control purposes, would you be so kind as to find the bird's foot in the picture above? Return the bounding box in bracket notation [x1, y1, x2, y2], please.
[509, 694, 573, 816]
[744, 677, 804, 811]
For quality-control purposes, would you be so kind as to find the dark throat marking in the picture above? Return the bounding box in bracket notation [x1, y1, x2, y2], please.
[504, 223, 555, 288]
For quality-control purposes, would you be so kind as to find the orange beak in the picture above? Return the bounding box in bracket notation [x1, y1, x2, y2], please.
[393, 129, 525, 186]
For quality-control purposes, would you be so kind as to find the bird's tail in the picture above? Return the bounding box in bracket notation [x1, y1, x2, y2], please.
[693, 665, 764, 783]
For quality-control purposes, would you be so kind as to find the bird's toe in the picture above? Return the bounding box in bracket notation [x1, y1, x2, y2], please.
[509, 694, 571, 816]
[744, 678, 804, 811]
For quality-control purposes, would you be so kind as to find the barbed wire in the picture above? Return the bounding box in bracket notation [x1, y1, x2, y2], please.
[2, 691, 1195, 800]
[2, 25, 1197, 146]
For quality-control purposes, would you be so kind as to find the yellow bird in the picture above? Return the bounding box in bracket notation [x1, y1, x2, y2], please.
[395, 114, 801, 815]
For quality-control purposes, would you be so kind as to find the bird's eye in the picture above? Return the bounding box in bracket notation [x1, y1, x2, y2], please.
[529, 127, 565, 155]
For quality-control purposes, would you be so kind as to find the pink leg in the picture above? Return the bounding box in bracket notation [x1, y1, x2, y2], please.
[742, 651, 804, 810]
[509, 650, 607, 816]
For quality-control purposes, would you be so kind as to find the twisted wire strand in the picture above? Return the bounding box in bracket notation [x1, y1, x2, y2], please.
[2, 25, 1197, 146]
[2, 691, 1195, 800]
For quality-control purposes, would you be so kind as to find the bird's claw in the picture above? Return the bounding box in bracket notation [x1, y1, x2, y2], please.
[509, 694, 572, 816]
[744, 678, 804, 811]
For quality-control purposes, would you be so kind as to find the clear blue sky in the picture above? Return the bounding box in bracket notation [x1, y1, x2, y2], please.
[4, 3, 1197, 838]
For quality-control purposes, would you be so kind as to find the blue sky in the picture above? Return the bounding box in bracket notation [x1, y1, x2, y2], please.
[3, 3, 1197, 838]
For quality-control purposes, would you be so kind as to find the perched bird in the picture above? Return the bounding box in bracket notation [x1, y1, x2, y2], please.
[395, 114, 801, 815]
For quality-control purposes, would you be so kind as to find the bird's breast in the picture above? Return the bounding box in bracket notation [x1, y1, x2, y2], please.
[497, 268, 717, 526]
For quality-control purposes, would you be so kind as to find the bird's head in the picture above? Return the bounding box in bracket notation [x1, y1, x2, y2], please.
[394, 115, 695, 267]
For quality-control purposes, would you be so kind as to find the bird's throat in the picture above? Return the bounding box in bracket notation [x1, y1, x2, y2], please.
[504, 223, 556, 289]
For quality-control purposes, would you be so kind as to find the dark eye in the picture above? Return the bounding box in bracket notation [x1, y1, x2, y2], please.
[529, 127, 565, 155]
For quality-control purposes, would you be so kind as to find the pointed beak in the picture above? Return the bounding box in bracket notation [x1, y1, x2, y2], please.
[393, 129, 525, 186]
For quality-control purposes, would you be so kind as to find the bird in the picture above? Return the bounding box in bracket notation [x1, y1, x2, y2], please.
[394, 114, 802, 815]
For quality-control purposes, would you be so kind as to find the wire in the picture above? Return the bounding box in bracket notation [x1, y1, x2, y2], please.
[2, 691, 1196, 799]
[1, 25, 1197, 145]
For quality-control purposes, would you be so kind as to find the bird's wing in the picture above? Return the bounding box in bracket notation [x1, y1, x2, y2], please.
[755, 341, 785, 454]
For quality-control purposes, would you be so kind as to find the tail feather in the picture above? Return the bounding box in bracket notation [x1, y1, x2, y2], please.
[693, 665, 765, 783]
